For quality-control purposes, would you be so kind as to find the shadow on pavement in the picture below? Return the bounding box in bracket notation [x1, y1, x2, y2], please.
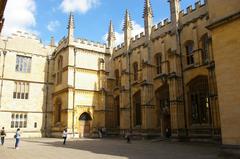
[21, 138, 223, 159]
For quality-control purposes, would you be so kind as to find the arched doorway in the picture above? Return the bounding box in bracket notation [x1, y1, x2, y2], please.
[155, 83, 171, 137]
[133, 91, 141, 127]
[79, 112, 92, 138]
[188, 76, 210, 125]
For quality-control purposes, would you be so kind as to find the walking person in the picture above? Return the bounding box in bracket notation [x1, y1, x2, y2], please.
[14, 128, 21, 149]
[62, 128, 67, 145]
[125, 130, 131, 144]
[98, 128, 102, 138]
[165, 128, 171, 139]
[0, 127, 6, 145]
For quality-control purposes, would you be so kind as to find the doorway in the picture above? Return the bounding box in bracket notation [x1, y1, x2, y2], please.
[79, 112, 92, 138]
[155, 83, 171, 137]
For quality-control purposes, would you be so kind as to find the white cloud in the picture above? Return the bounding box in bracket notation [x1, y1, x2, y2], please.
[60, 0, 100, 14]
[47, 20, 60, 32]
[2, 0, 37, 35]
[103, 21, 144, 46]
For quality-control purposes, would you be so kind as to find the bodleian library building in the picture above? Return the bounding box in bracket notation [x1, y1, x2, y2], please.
[0, 0, 239, 147]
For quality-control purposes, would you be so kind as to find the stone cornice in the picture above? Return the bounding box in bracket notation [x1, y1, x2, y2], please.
[207, 11, 240, 30]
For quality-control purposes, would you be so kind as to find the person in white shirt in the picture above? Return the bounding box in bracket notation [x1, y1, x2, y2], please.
[15, 128, 21, 149]
[62, 129, 67, 145]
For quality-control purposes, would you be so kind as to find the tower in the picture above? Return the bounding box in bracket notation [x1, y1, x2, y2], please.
[107, 20, 116, 49]
[143, 0, 153, 40]
[123, 10, 133, 50]
[67, 12, 75, 44]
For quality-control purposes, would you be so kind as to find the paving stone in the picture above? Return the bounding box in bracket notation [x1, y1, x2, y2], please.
[0, 138, 223, 159]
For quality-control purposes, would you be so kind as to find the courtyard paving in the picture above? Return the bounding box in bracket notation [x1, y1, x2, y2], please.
[0, 137, 235, 159]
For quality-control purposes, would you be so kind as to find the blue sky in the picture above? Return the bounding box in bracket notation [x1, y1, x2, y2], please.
[3, 0, 205, 45]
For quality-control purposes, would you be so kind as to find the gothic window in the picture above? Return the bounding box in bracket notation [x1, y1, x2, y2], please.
[15, 55, 32, 73]
[133, 62, 138, 81]
[11, 113, 27, 128]
[99, 58, 105, 70]
[188, 76, 210, 124]
[57, 56, 63, 84]
[13, 82, 29, 99]
[114, 96, 120, 127]
[79, 112, 92, 121]
[24, 114, 27, 128]
[155, 53, 162, 75]
[115, 69, 120, 87]
[185, 41, 194, 65]
[133, 91, 141, 126]
[55, 99, 62, 123]
[201, 34, 209, 63]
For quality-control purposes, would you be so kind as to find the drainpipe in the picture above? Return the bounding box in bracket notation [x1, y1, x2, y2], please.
[72, 47, 76, 138]
[44, 57, 50, 137]
[0, 39, 7, 108]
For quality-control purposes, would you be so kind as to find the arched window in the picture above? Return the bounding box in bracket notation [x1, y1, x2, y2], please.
[99, 58, 105, 70]
[133, 91, 141, 126]
[155, 53, 162, 75]
[115, 69, 120, 86]
[57, 56, 63, 84]
[79, 112, 92, 121]
[188, 76, 210, 124]
[201, 34, 209, 63]
[133, 62, 138, 81]
[55, 99, 62, 123]
[114, 96, 120, 127]
[185, 41, 194, 65]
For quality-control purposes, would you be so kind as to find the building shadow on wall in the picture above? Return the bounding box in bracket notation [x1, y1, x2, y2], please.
[40, 58, 52, 137]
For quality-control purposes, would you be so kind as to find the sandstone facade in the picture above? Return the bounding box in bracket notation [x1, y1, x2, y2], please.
[0, 0, 239, 146]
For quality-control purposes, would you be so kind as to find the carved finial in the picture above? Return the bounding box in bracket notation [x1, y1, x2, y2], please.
[67, 12, 75, 43]
[108, 20, 116, 48]
[123, 9, 133, 49]
[50, 36, 55, 46]
[143, 0, 153, 40]
[67, 12, 75, 30]
[143, 0, 153, 18]
[123, 9, 133, 31]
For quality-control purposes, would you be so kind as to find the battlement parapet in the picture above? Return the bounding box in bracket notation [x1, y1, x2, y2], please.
[179, 0, 208, 25]
[131, 32, 145, 49]
[10, 30, 41, 42]
[130, 32, 145, 43]
[152, 18, 172, 33]
[75, 38, 106, 49]
[151, 18, 172, 40]
[115, 42, 125, 51]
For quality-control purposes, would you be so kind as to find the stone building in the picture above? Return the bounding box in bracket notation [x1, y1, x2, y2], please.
[207, 0, 240, 146]
[50, 13, 111, 137]
[0, 31, 54, 138]
[0, 0, 239, 147]
[109, 0, 220, 141]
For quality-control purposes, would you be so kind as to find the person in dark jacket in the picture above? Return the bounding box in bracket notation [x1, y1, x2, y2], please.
[0, 127, 6, 145]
